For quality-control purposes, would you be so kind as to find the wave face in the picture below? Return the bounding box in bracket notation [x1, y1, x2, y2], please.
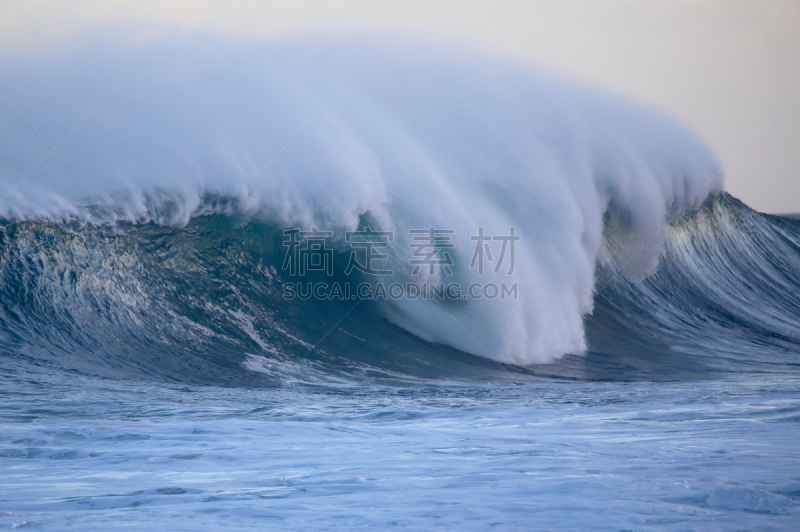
[1, 193, 798, 383]
[0, 34, 730, 369]
[589, 194, 800, 374]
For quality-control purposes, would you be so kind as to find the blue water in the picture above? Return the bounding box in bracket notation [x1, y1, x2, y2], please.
[1, 195, 799, 530]
[2, 368, 799, 530]
[1, 36, 799, 529]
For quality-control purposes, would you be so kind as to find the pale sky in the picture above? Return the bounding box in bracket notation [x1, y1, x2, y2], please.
[2, 0, 799, 213]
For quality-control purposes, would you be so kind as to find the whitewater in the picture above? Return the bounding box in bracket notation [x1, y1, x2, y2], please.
[1, 34, 798, 531]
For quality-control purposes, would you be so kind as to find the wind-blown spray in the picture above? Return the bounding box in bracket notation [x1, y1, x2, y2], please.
[0, 34, 724, 364]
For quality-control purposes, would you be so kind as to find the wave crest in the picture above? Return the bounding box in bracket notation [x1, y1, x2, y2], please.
[0, 34, 724, 364]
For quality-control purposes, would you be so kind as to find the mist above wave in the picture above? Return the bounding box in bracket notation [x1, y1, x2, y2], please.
[0, 33, 723, 364]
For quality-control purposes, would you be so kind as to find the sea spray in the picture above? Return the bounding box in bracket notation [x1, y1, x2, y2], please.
[0, 34, 723, 363]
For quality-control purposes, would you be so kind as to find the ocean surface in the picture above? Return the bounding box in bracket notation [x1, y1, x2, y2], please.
[1, 195, 799, 531]
[1, 36, 799, 530]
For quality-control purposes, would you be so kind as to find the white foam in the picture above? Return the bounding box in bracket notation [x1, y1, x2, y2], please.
[0, 33, 723, 364]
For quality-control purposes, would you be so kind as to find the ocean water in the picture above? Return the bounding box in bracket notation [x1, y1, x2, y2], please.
[2, 369, 799, 531]
[1, 35, 799, 530]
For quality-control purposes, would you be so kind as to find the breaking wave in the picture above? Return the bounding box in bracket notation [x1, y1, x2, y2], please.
[3, 34, 791, 382]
